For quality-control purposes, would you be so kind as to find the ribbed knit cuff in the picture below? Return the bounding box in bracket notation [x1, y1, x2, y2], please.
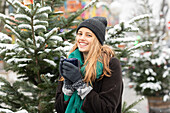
[62, 84, 74, 96]
[77, 83, 93, 99]
[72, 79, 85, 90]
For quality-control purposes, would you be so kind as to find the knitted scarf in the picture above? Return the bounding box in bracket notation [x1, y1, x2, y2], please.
[64, 49, 103, 113]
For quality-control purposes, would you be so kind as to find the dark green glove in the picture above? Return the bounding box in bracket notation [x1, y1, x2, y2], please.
[62, 61, 81, 83]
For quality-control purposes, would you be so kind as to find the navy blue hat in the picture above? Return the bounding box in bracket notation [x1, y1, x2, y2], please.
[76, 16, 107, 45]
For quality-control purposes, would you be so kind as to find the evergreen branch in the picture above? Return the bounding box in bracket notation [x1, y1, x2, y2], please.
[31, 18, 36, 47]
[0, 78, 26, 108]
[4, 24, 21, 39]
[40, 74, 51, 86]
[5, 0, 17, 10]
[39, 27, 59, 50]
[128, 14, 152, 24]
[36, 7, 52, 15]
[123, 97, 145, 113]
[50, 0, 56, 10]
[41, 0, 44, 7]
[0, 13, 20, 26]
[0, 77, 11, 87]
[13, 1, 31, 16]
[58, 28, 76, 40]
[31, 6, 46, 48]
[122, 101, 127, 112]
[65, 0, 98, 27]
[5, 16, 20, 25]
[128, 41, 152, 51]
[32, 4, 40, 17]
[0, 78, 39, 111]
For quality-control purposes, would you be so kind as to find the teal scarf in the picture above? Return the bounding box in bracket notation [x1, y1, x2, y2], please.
[64, 49, 103, 113]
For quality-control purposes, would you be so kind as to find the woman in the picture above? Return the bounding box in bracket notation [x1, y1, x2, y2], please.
[55, 16, 123, 113]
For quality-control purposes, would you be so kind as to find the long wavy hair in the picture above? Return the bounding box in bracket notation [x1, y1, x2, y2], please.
[69, 36, 115, 85]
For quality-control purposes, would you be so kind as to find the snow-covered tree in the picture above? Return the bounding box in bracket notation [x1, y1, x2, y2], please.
[127, 0, 170, 100]
[0, 0, 97, 112]
[105, 14, 152, 68]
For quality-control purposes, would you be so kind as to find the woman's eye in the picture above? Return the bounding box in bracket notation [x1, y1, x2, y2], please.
[87, 34, 92, 37]
[77, 33, 82, 35]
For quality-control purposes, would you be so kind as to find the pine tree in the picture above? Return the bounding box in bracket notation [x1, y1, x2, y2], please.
[0, 0, 97, 112]
[106, 14, 152, 68]
[127, 0, 170, 97]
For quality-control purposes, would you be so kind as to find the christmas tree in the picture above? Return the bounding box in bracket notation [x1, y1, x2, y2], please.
[105, 14, 152, 68]
[127, 0, 170, 98]
[0, 0, 97, 112]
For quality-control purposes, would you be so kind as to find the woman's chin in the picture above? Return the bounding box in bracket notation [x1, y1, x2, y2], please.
[78, 48, 89, 53]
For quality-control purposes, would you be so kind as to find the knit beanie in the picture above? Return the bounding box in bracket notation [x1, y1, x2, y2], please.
[76, 16, 107, 45]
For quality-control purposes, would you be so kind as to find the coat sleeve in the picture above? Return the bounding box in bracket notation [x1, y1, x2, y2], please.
[55, 81, 67, 113]
[81, 57, 123, 113]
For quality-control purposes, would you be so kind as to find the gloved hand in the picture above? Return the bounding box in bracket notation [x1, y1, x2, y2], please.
[62, 60, 93, 99]
[62, 60, 81, 83]
[64, 79, 74, 91]
[59, 56, 73, 90]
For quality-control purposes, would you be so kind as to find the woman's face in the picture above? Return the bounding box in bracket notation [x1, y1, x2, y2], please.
[76, 27, 95, 53]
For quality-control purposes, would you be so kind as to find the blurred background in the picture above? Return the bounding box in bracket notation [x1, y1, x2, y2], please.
[0, 0, 170, 113]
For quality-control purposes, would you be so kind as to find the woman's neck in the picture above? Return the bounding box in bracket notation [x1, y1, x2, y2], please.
[83, 52, 88, 60]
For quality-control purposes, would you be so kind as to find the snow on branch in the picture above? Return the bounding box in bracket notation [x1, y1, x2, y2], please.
[0, 13, 8, 19]
[140, 82, 161, 91]
[107, 36, 136, 43]
[6, 58, 32, 64]
[84, 0, 97, 9]
[55, 11, 64, 14]
[33, 20, 48, 26]
[163, 69, 170, 78]
[18, 24, 31, 30]
[0, 43, 14, 53]
[0, 108, 28, 113]
[43, 59, 56, 67]
[13, 0, 31, 14]
[0, 32, 12, 42]
[124, 22, 139, 31]
[45, 73, 55, 77]
[44, 49, 51, 53]
[128, 14, 152, 24]
[5, 52, 16, 56]
[4, 24, 21, 38]
[34, 13, 48, 20]
[50, 35, 63, 42]
[6, 0, 14, 3]
[18, 64, 27, 67]
[35, 36, 45, 42]
[34, 25, 46, 32]
[37, 7, 52, 14]
[45, 27, 59, 38]
[107, 22, 139, 37]
[107, 24, 121, 35]
[15, 14, 31, 22]
[151, 56, 167, 66]
[128, 41, 152, 51]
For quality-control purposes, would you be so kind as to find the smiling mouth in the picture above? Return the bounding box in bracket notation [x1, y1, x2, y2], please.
[79, 42, 88, 47]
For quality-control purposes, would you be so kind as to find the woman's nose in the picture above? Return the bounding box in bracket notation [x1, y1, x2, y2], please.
[79, 34, 85, 40]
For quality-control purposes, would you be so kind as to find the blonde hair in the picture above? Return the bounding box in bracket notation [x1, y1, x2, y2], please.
[69, 37, 115, 85]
